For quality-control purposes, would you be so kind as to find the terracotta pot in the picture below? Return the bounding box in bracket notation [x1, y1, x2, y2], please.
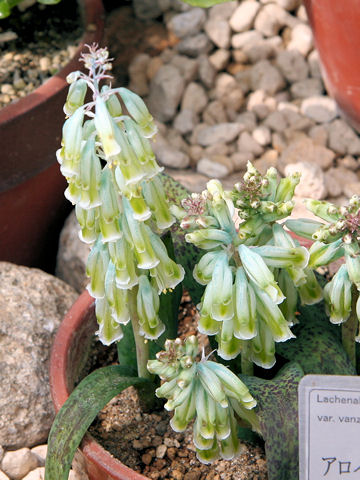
[303, 0, 360, 131]
[50, 290, 148, 480]
[0, 0, 104, 269]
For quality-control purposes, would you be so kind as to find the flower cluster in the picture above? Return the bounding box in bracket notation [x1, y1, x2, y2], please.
[58, 44, 184, 345]
[172, 163, 322, 368]
[286, 197, 360, 332]
[148, 337, 258, 463]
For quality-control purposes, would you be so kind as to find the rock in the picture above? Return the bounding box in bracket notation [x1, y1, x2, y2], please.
[287, 24, 313, 56]
[188, 145, 204, 164]
[276, 50, 309, 82]
[247, 89, 277, 119]
[128, 53, 150, 96]
[301, 96, 338, 123]
[236, 111, 257, 131]
[148, 65, 185, 122]
[56, 211, 90, 293]
[208, 49, 230, 71]
[326, 167, 358, 195]
[337, 155, 359, 171]
[324, 171, 342, 198]
[264, 111, 288, 132]
[0, 470, 9, 480]
[204, 143, 229, 157]
[198, 54, 216, 88]
[169, 55, 198, 83]
[243, 37, 280, 63]
[204, 18, 231, 49]
[284, 162, 327, 199]
[151, 133, 190, 168]
[176, 33, 212, 57]
[254, 150, 279, 174]
[275, 0, 301, 10]
[252, 126, 271, 146]
[133, 0, 162, 19]
[165, 168, 208, 193]
[209, 1, 238, 20]
[279, 138, 335, 173]
[231, 30, 263, 50]
[167, 8, 206, 38]
[290, 78, 323, 99]
[343, 182, 360, 198]
[308, 125, 328, 147]
[231, 152, 254, 171]
[1, 448, 39, 480]
[229, 2, 261, 33]
[0, 263, 77, 448]
[254, 4, 293, 37]
[202, 100, 228, 125]
[146, 57, 163, 81]
[197, 157, 232, 178]
[0, 448, 3, 463]
[196, 123, 243, 146]
[22, 467, 45, 480]
[237, 131, 264, 156]
[250, 60, 285, 95]
[156, 445, 167, 459]
[181, 82, 208, 114]
[308, 49, 322, 78]
[174, 109, 198, 134]
[30, 445, 47, 467]
[328, 119, 360, 155]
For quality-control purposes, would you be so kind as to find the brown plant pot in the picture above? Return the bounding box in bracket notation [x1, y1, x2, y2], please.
[49, 290, 148, 480]
[0, 0, 104, 270]
[303, 0, 360, 131]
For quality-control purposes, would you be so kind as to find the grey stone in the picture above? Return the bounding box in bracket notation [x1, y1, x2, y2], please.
[236, 111, 258, 131]
[229, 2, 261, 33]
[148, 65, 185, 122]
[0, 263, 77, 448]
[165, 168, 208, 193]
[231, 152, 254, 171]
[181, 82, 208, 114]
[254, 3, 293, 37]
[308, 125, 329, 147]
[301, 96, 338, 123]
[128, 53, 150, 96]
[202, 100, 228, 125]
[250, 60, 285, 95]
[176, 33, 212, 57]
[204, 18, 231, 49]
[284, 162, 327, 199]
[197, 157, 232, 179]
[308, 49, 322, 78]
[151, 133, 190, 168]
[238, 131, 264, 156]
[276, 50, 309, 82]
[247, 89, 277, 119]
[328, 119, 360, 155]
[231, 30, 263, 50]
[209, 49, 230, 71]
[174, 109, 198, 134]
[279, 138, 335, 173]
[252, 125, 271, 146]
[56, 212, 90, 293]
[169, 55, 198, 83]
[274, 0, 301, 10]
[337, 155, 359, 171]
[326, 167, 359, 195]
[132, 0, 162, 19]
[198, 54, 216, 88]
[243, 38, 280, 63]
[167, 8, 206, 38]
[324, 171, 342, 198]
[1, 448, 39, 480]
[287, 23, 313, 56]
[209, 1, 238, 20]
[290, 78, 323, 99]
[196, 123, 243, 146]
[264, 111, 289, 132]
[343, 182, 360, 198]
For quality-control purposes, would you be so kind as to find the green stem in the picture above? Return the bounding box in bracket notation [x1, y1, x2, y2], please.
[129, 288, 151, 380]
[241, 343, 254, 376]
[342, 285, 359, 369]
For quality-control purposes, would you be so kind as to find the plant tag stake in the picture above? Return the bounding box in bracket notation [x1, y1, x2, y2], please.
[299, 375, 360, 480]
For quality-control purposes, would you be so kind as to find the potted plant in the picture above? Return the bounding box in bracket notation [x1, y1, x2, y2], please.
[45, 44, 359, 480]
[0, 0, 104, 269]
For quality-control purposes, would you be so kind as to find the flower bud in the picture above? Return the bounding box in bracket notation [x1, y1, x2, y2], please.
[64, 79, 87, 116]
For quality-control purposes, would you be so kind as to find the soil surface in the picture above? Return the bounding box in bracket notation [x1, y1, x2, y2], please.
[88, 293, 268, 480]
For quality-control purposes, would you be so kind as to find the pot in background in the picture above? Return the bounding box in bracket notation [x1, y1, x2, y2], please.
[0, 0, 104, 270]
[303, 0, 360, 132]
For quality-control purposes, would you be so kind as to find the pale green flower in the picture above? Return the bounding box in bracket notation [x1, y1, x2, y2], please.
[118, 87, 157, 138]
[324, 264, 352, 324]
[75, 205, 99, 244]
[308, 239, 344, 268]
[78, 137, 102, 209]
[233, 267, 257, 340]
[141, 176, 174, 230]
[63, 79, 87, 116]
[59, 107, 84, 177]
[94, 96, 121, 158]
[86, 239, 109, 299]
[137, 275, 165, 339]
[95, 297, 124, 346]
[185, 229, 232, 249]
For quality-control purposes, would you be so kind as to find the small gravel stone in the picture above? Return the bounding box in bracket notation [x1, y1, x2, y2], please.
[301, 96, 338, 123]
[238, 131, 264, 156]
[156, 445, 167, 459]
[229, 1, 261, 32]
[204, 18, 231, 49]
[30, 445, 47, 467]
[197, 54, 216, 88]
[343, 182, 360, 198]
[168, 8, 206, 38]
[148, 65, 185, 122]
[231, 30, 263, 49]
[1, 448, 39, 480]
[328, 119, 360, 155]
[250, 60, 286, 95]
[197, 157, 232, 178]
[290, 78, 323, 99]
[196, 123, 243, 146]
[174, 109, 198, 134]
[0, 471, 10, 480]
[287, 23, 313, 56]
[181, 82, 208, 114]
[253, 126, 271, 146]
[326, 167, 359, 195]
[22, 468, 45, 480]
[176, 33, 212, 57]
[209, 48, 230, 70]
[285, 161, 327, 199]
[276, 50, 309, 82]
[254, 3, 291, 37]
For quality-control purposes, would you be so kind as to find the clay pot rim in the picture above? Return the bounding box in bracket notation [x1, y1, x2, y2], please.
[50, 290, 148, 480]
[0, 0, 104, 125]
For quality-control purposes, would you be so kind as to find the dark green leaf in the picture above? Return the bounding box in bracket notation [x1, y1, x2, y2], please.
[241, 362, 304, 480]
[160, 173, 205, 305]
[116, 325, 137, 375]
[277, 301, 356, 375]
[45, 365, 151, 480]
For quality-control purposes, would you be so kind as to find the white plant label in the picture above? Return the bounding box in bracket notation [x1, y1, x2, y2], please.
[299, 375, 360, 480]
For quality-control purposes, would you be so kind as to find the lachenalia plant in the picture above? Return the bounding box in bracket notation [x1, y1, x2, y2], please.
[171, 162, 323, 374]
[286, 196, 360, 368]
[57, 43, 186, 377]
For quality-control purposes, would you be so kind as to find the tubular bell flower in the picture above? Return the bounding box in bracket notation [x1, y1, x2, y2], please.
[148, 337, 258, 464]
